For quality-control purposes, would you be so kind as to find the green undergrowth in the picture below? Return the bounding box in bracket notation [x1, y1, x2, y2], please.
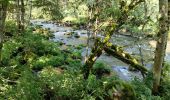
[1, 25, 170, 99]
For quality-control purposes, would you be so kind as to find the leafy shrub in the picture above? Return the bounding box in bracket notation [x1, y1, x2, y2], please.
[159, 63, 170, 99]
[70, 50, 82, 59]
[7, 69, 43, 100]
[39, 67, 85, 99]
[48, 55, 65, 67]
[131, 76, 162, 100]
[33, 27, 54, 39]
[132, 78, 153, 100]
[32, 56, 50, 71]
[2, 40, 21, 59]
[92, 61, 111, 79]
[4, 20, 18, 36]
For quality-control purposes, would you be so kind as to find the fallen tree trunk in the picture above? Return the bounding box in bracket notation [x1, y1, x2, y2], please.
[104, 44, 148, 75]
[83, 0, 145, 79]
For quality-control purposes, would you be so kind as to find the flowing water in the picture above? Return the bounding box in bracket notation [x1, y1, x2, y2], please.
[31, 19, 170, 81]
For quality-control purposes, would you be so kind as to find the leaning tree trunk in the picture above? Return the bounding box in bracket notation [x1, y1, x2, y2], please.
[85, 7, 93, 62]
[93, 0, 99, 39]
[0, 1, 8, 65]
[83, 0, 145, 79]
[153, 0, 168, 94]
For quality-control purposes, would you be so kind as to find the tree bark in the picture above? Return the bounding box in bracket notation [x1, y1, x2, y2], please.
[0, 1, 8, 65]
[16, 0, 21, 32]
[20, 0, 25, 32]
[16, 0, 25, 33]
[83, 0, 145, 79]
[168, 0, 170, 25]
[104, 44, 148, 75]
[29, 0, 32, 21]
[153, 0, 168, 94]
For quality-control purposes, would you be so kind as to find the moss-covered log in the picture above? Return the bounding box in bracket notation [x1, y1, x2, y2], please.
[104, 44, 148, 75]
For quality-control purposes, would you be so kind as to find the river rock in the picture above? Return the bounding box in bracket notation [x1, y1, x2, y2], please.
[59, 42, 65, 45]
[64, 32, 74, 35]
[60, 38, 64, 40]
[37, 24, 43, 27]
[74, 33, 80, 38]
[55, 30, 59, 32]
[81, 32, 86, 34]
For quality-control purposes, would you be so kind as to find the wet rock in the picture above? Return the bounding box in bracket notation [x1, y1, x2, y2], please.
[55, 30, 59, 32]
[67, 36, 72, 38]
[59, 38, 64, 40]
[74, 33, 80, 38]
[81, 32, 86, 34]
[38, 24, 43, 27]
[55, 23, 58, 26]
[30, 22, 34, 26]
[59, 42, 65, 46]
[64, 32, 74, 35]
[41, 21, 47, 24]
[63, 30, 67, 32]
[52, 21, 56, 24]
[32, 27, 36, 31]
[58, 23, 62, 26]
[112, 66, 142, 81]
[64, 21, 72, 27]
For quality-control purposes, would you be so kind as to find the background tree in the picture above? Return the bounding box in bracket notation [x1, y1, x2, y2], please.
[33, 0, 63, 20]
[0, 0, 9, 65]
[153, 0, 168, 94]
[16, 0, 25, 33]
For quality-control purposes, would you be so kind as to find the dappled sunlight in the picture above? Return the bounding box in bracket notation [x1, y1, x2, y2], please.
[0, 0, 170, 99]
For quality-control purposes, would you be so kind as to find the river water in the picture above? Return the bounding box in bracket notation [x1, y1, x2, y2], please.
[31, 19, 170, 81]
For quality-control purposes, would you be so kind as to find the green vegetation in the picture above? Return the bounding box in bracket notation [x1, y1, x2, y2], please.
[0, 28, 130, 99]
[0, 0, 170, 99]
[1, 26, 170, 99]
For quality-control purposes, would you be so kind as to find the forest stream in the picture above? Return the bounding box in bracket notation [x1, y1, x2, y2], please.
[31, 19, 170, 81]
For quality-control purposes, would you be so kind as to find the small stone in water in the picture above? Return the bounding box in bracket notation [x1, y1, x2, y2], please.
[81, 32, 86, 34]
[60, 38, 64, 40]
[74, 33, 80, 38]
[64, 32, 74, 35]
